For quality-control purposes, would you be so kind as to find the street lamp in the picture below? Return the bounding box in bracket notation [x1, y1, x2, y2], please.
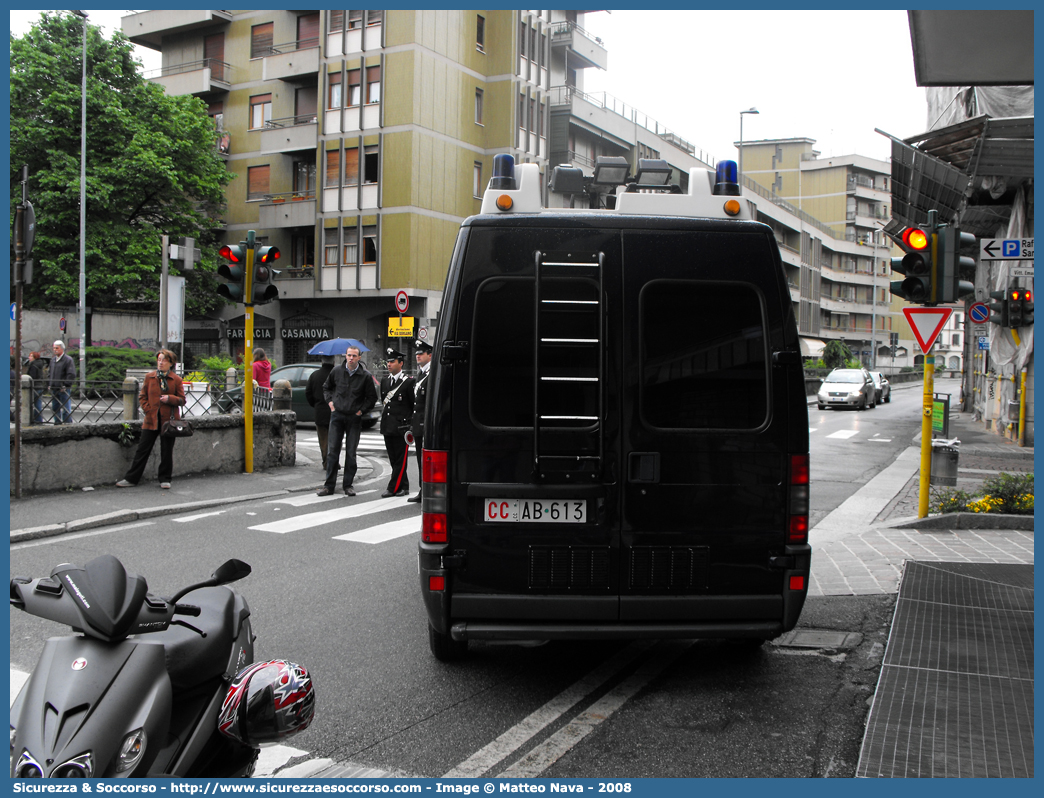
[71, 10, 88, 395]
[738, 107, 759, 188]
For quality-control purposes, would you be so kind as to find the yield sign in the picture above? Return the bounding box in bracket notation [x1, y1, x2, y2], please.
[903, 307, 953, 354]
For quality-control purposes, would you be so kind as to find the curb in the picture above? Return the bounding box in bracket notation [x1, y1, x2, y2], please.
[876, 512, 1035, 531]
[10, 483, 323, 544]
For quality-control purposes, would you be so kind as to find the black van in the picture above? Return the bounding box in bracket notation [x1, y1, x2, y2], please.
[418, 156, 810, 660]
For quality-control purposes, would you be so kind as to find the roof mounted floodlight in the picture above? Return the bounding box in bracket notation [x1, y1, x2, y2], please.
[592, 156, 629, 186]
[549, 164, 586, 194]
[635, 159, 672, 187]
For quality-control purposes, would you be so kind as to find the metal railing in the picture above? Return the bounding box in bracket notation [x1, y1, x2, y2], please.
[262, 38, 320, 57]
[145, 58, 231, 83]
[261, 190, 316, 204]
[263, 114, 318, 129]
[549, 21, 606, 48]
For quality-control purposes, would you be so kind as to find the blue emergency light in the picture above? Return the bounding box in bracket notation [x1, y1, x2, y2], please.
[713, 160, 740, 196]
[490, 154, 516, 190]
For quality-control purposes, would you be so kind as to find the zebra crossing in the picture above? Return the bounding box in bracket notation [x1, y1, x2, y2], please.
[298, 431, 387, 453]
[809, 426, 893, 443]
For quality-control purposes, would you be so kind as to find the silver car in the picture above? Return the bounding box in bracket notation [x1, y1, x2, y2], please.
[869, 371, 891, 404]
[817, 368, 876, 410]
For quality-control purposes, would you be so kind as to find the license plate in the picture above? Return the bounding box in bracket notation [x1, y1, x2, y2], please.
[484, 498, 587, 524]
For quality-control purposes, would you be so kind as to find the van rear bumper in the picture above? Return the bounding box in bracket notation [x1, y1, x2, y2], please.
[450, 621, 782, 642]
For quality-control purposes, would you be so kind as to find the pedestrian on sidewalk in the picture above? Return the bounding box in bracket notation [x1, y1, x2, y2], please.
[305, 355, 335, 469]
[48, 340, 76, 424]
[26, 351, 47, 424]
[379, 347, 414, 497]
[117, 349, 186, 490]
[318, 345, 377, 497]
[252, 348, 272, 389]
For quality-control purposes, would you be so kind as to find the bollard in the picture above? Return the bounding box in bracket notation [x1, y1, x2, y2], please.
[20, 373, 33, 425]
[122, 377, 140, 421]
[272, 379, 292, 411]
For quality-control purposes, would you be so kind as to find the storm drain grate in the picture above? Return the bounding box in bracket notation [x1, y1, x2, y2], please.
[857, 561, 1034, 778]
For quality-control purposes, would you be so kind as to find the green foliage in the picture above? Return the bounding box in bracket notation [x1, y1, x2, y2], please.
[10, 13, 234, 326]
[932, 473, 1034, 515]
[117, 423, 137, 447]
[64, 346, 157, 383]
[822, 340, 852, 369]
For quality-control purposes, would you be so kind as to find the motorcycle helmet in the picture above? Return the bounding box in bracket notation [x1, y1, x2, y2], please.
[218, 660, 316, 746]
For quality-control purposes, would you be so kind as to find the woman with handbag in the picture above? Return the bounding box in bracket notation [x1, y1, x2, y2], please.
[116, 349, 186, 489]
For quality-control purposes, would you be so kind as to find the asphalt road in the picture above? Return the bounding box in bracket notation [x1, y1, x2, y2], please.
[10, 388, 940, 777]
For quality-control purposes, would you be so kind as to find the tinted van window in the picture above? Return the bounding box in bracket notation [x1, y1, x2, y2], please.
[471, 277, 534, 427]
[640, 280, 768, 430]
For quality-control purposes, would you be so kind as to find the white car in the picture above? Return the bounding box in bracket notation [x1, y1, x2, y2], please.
[869, 371, 891, 404]
[817, 368, 876, 410]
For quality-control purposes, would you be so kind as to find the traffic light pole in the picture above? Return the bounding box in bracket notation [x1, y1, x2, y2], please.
[244, 230, 256, 474]
[917, 347, 935, 518]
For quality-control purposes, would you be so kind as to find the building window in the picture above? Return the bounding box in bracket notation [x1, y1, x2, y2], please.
[250, 93, 272, 129]
[363, 146, 379, 184]
[344, 148, 359, 186]
[473, 162, 483, 197]
[328, 72, 342, 109]
[343, 229, 358, 265]
[366, 65, 381, 104]
[347, 69, 361, 107]
[475, 88, 483, 124]
[953, 334, 960, 345]
[325, 150, 340, 187]
[247, 165, 270, 200]
[250, 22, 273, 59]
[366, 10, 383, 27]
[362, 226, 377, 263]
[297, 13, 319, 49]
[329, 10, 343, 33]
[476, 15, 485, 51]
[293, 161, 316, 196]
[519, 22, 527, 59]
[348, 10, 363, 29]
[325, 228, 340, 265]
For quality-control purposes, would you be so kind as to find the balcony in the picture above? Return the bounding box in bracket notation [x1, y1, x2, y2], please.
[259, 116, 318, 154]
[144, 59, 231, 97]
[122, 10, 232, 50]
[261, 39, 320, 82]
[258, 192, 316, 228]
[549, 21, 608, 70]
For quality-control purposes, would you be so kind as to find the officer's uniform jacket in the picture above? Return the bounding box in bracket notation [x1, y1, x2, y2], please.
[379, 372, 415, 436]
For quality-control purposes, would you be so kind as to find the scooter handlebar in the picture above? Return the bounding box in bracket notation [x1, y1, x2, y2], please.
[174, 603, 201, 617]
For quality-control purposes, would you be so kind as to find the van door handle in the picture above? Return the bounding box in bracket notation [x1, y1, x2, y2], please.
[441, 341, 469, 364]
[628, 452, 660, 483]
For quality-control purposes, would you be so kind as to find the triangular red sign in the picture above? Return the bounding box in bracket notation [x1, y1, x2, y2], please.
[903, 307, 953, 354]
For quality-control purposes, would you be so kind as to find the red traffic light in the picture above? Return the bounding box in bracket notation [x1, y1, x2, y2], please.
[1025, 290, 1033, 303]
[258, 245, 280, 264]
[219, 244, 244, 262]
[1010, 288, 1023, 302]
[901, 227, 929, 250]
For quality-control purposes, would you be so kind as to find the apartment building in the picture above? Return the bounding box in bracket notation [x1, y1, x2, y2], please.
[738, 138, 907, 368]
[122, 8, 718, 367]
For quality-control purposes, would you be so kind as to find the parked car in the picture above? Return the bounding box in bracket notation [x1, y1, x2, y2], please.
[216, 363, 381, 428]
[869, 371, 891, 404]
[817, 368, 876, 410]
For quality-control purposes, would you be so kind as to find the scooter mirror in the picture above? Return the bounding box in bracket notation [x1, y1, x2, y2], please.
[212, 559, 252, 584]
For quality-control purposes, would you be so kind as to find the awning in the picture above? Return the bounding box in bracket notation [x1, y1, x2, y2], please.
[799, 338, 826, 358]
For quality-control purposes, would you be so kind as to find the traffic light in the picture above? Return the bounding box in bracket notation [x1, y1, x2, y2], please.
[988, 289, 1009, 327]
[1022, 289, 1034, 326]
[936, 225, 976, 304]
[1009, 288, 1025, 327]
[888, 225, 933, 303]
[217, 243, 250, 303]
[252, 245, 281, 304]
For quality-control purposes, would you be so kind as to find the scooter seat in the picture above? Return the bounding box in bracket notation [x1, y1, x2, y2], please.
[153, 587, 237, 691]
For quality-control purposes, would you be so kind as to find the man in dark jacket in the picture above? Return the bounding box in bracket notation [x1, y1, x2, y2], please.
[305, 356, 335, 469]
[48, 340, 76, 424]
[26, 351, 47, 424]
[379, 347, 414, 497]
[319, 345, 377, 496]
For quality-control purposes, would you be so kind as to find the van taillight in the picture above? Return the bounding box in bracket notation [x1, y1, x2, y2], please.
[422, 450, 448, 543]
[788, 454, 809, 545]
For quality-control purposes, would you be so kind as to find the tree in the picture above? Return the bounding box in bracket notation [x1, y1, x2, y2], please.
[10, 13, 234, 343]
[822, 340, 852, 369]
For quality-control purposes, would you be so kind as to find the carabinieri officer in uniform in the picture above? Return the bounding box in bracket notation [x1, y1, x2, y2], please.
[379, 347, 414, 498]
[407, 339, 433, 503]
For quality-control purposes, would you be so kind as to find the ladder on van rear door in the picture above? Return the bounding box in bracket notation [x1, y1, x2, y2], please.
[532, 250, 604, 479]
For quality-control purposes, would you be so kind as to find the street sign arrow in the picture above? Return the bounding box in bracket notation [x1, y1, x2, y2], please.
[980, 237, 1033, 260]
[903, 307, 953, 354]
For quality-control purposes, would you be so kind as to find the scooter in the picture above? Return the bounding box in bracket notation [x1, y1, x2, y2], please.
[10, 555, 315, 778]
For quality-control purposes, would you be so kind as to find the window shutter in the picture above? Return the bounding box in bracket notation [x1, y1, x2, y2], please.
[251, 23, 273, 58]
[297, 14, 320, 48]
[248, 165, 270, 199]
[344, 148, 359, 186]
[325, 150, 340, 185]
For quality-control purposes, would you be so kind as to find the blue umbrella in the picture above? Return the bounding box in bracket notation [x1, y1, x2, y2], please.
[307, 337, 370, 355]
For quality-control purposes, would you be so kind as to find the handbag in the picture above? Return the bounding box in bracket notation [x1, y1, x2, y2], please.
[161, 419, 193, 438]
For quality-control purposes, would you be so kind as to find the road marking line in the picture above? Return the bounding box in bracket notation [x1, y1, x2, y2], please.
[269, 493, 353, 507]
[809, 427, 818, 433]
[826, 430, 859, 439]
[333, 516, 419, 543]
[249, 495, 406, 534]
[10, 522, 157, 550]
[497, 640, 693, 778]
[443, 641, 656, 778]
[173, 510, 228, 523]
[868, 438, 892, 443]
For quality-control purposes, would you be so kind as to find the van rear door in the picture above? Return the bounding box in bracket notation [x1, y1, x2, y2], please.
[617, 225, 791, 624]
